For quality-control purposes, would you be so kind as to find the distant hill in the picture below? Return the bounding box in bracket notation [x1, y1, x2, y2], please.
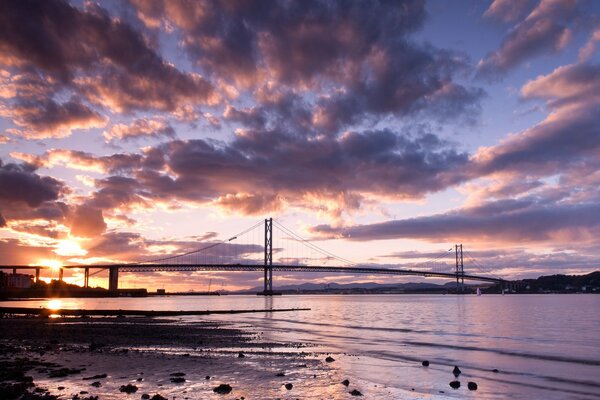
[237, 280, 465, 294]
[237, 271, 600, 295]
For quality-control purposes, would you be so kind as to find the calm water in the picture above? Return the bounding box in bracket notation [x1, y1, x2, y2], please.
[3, 294, 599, 399]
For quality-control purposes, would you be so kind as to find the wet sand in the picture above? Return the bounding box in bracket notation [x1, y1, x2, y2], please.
[0, 317, 367, 399]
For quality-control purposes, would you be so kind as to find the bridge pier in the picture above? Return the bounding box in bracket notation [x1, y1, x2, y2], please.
[35, 267, 40, 283]
[108, 267, 119, 292]
[58, 268, 63, 282]
[84, 267, 90, 288]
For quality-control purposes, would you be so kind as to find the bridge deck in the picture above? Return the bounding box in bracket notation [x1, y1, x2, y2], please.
[0, 263, 505, 283]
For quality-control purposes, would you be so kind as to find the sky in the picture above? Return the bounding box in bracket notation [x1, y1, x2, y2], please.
[1, 0, 600, 291]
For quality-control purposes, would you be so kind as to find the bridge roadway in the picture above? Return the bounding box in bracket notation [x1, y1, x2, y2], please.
[1, 263, 506, 286]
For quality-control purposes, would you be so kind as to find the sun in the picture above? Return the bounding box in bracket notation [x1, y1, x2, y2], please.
[54, 239, 87, 257]
[40, 259, 63, 271]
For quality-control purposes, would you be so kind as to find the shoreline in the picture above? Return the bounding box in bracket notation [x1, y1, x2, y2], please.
[0, 316, 364, 399]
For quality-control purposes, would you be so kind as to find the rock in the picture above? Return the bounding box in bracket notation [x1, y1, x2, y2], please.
[83, 374, 107, 380]
[238, 352, 245, 358]
[0, 382, 31, 399]
[492, 369, 499, 373]
[170, 377, 186, 383]
[449, 381, 461, 389]
[170, 372, 186, 377]
[342, 379, 350, 387]
[150, 395, 167, 400]
[91, 382, 101, 387]
[205, 376, 210, 380]
[285, 383, 293, 390]
[421, 360, 429, 367]
[349, 389, 363, 396]
[80, 391, 88, 394]
[452, 366, 461, 377]
[119, 384, 138, 393]
[58, 386, 65, 390]
[213, 384, 233, 394]
[325, 356, 335, 363]
[468, 381, 478, 391]
[89, 342, 105, 351]
[141, 394, 150, 400]
[49, 368, 83, 378]
[136, 378, 143, 382]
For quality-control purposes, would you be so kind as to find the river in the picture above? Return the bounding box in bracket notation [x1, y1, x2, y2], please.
[2, 294, 599, 399]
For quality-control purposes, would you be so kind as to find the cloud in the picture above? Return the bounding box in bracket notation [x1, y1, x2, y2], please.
[132, 0, 482, 132]
[473, 63, 600, 177]
[0, 0, 217, 120]
[0, 238, 57, 265]
[3, 98, 106, 139]
[311, 199, 600, 244]
[11, 149, 143, 174]
[579, 28, 600, 62]
[67, 205, 107, 238]
[103, 118, 175, 142]
[484, 0, 535, 22]
[0, 159, 64, 207]
[477, 0, 579, 79]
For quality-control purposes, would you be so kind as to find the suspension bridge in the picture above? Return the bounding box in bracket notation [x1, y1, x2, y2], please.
[1, 218, 513, 294]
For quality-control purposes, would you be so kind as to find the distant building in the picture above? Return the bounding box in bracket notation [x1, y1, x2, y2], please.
[0, 271, 34, 288]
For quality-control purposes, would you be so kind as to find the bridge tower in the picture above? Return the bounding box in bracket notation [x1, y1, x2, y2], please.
[108, 266, 119, 293]
[455, 244, 464, 292]
[261, 218, 274, 295]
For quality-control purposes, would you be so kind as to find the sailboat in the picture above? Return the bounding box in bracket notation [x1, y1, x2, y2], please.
[476, 287, 482, 296]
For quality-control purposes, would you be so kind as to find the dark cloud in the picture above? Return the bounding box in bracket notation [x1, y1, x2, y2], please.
[0, 159, 63, 207]
[132, 0, 425, 86]
[0, 0, 217, 124]
[5, 97, 106, 139]
[132, 0, 482, 132]
[59, 127, 468, 215]
[311, 199, 600, 243]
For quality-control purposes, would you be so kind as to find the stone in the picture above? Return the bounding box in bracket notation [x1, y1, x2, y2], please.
[342, 379, 350, 387]
[170, 377, 185, 383]
[213, 384, 233, 395]
[150, 395, 167, 400]
[170, 372, 186, 377]
[119, 384, 138, 393]
[325, 356, 335, 363]
[452, 366, 461, 376]
[492, 369, 499, 373]
[468, 381, 478, 391]
[449, 381, 460, 389]
[421, 360, 429, 367]
[238, 352, 245, 358]
[275, 372, 285, 377]
[91, 382, 101, 387]
[205, 376, 210, 380]
[349, 389, 363, 396]
[285, 383, 293, 390]
[141, 394, 150, 399]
